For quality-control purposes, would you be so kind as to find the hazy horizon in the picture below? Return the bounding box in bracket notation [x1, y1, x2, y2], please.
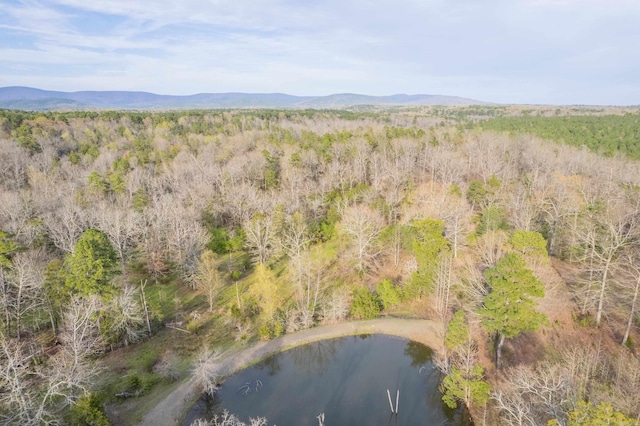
[1, 0, 639, 105]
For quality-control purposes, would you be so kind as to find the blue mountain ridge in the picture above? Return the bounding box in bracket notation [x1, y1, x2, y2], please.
[0, 86, 487, 110]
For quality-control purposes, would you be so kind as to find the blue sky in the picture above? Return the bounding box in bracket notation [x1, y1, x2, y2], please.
[0, 0, 638, 104]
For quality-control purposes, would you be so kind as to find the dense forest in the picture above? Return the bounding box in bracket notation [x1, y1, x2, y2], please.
[1, 106, 640, 425]
[477, 114, 640, 159]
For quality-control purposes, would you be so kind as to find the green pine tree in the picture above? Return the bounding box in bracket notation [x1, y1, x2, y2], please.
[407, 218, 448, 299]
[445, 310, 469, 351]
[480, 253, 547, 368]
[64, 229, 118, 299]
[510, 230, 548, 259]
[551, 401, 636, 426]
[376, 279, 400, 310]
[442, 365, 491, 409]
[350, 286, 381, 319]
[0, 231, 19, 335]
[441, 310, 490, 409]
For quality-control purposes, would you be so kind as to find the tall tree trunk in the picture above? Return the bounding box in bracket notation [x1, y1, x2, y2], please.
[120, 253, 127, 280]
[548, 219, 557, 255]
[47, 297, 57, 340]
[622, 276, 640, 345]
[1, 267, 10, 336]
[570, 211, 579, 263]
[596, 254, 613, 327]
[140, 280, 152, 337]
[16, 283, 21, 340]
[496, 334, 505, 369]
[582, 232, 596, 316]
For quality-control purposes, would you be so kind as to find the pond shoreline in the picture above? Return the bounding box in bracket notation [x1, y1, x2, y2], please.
[137, 318, 443, 426]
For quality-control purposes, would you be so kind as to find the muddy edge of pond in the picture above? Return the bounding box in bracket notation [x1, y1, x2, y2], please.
[137, 318, 443, 426]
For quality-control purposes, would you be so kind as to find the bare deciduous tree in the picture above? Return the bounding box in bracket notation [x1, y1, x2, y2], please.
[7, 249, 47, 340]
[618, 251, 640, 346]
[539, 177, 582, 256]
[95, 201, 143, 275]
[321, 288, 350, 324]
[606, 352, 640, 417]
[288, 252, 326, 331]
[191, 410, 267, 426]
[108, 285, 145, 346]
[195, 251, 224, 311]
[508, 186, 539, 232]
[476, 230, 509, 269]
[0, 333, 57, 425]
[492, 388, 539, 426]
[280, 211, 311, 294]
[340, 205, 384, 273]
[443, 198, 472, 258]
[59, 296, 104, 370]
[561, 343, 604, 401]
[42, 203, 92, 253]
[0, 140, 28, 191]
[192, 347, 222, 397]
[457, 257, 489, 308]
[167, 207, 209, 287]
[503, 363, 574, 423]
[0, 191, 41, 247]
[434, 250, 454, 322]
[244, 212, 276, 265]
[576, 212, 638, 326]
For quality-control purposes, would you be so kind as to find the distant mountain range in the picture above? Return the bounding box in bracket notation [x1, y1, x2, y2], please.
[0, 86, 487, 110]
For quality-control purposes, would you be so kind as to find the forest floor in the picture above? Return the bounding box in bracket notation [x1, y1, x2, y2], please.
[136, 318, 442, 426]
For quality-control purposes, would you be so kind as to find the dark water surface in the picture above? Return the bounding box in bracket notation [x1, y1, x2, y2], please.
[183, 334, 471, 425]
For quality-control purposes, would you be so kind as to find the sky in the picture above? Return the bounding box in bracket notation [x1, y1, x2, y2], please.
[0, 0, 639, 105]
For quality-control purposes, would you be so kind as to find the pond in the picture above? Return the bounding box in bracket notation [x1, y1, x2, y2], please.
[183, 334, 471, 425]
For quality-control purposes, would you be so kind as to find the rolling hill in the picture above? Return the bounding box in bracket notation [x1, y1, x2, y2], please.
[0, 86, 486, 110]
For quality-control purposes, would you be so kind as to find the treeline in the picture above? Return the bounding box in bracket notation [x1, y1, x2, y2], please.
[477, 113, 640, 159]
[1, 108, 640, 425]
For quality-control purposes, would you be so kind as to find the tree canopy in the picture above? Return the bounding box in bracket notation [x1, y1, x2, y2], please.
[408, 219, 449, 298]
[0, 230, 18, 269]
[478, 114, 640, 159]
[64, 229, 118, 298]
[481, 253, 546, 339]
[480, 253, 547, 368]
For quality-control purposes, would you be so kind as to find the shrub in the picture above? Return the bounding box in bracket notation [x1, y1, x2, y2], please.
[350, 287, 381, 320]
[257, 319, 285, 341]
[68, 394, 109, 426]
[272, 320, 285, 337]
[152, 351, 181, 381]
[186, 311, 206, 334]
[207, 227, 232, 254]
[376, 279, 400, 310]
[137, 351, 160, 373]
[258, 324, 272, 341]
[625, 335, 634, 349]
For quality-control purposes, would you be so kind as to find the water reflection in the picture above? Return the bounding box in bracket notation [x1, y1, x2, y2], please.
[253, 352, 280, 376]
[183, 335, 471, 426]
[288, 337, 343, 375]
[404, 340, 433, 368]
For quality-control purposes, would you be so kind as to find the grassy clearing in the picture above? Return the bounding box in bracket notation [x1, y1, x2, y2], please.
[97, 275, 236, 424]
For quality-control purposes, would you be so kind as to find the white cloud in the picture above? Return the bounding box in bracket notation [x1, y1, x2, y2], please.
[0, 0, 638, 103]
